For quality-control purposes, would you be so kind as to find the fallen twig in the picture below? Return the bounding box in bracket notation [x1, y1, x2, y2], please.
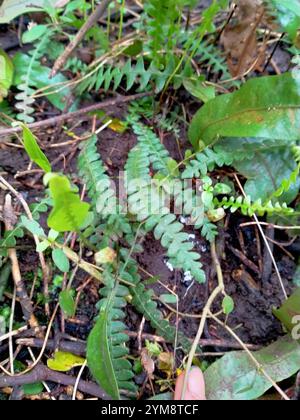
[228, 245, 260, 275]
[3, 195, 39, 331]
[0, 363, 110, 400]
[0, 178, 51, 315]
[0, 326, 28, 344]
[16, 335, 261, 356]
[50, 0, 113, 78]
[0, 92, 151, 139]
[181, 239, 225, 399]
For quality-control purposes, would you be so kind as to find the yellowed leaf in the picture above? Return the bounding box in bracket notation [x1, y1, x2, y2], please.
[47, 351, 85, 372]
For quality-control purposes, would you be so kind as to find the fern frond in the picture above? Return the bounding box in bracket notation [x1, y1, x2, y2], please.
[182, 147, 252, 179]
[15, 34, 51, 123]
[215, 195, 294, 217]
[88, 267, 137, 399]
[126, 144, 205, 282]
[78, 135, 132, 247]
[78, 134, 117, 215]
[127, 112, 171, 174]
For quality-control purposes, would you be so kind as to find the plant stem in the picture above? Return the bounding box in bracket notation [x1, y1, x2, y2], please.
[181, 239, 225, 399]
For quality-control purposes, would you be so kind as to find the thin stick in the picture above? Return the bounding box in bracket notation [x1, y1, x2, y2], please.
[240, 221, 300, 230]
[0, 179, 51, 314]
[72, 360, 88, 400]
[0, 326, 28, 343]
[8, 287, 16, 375]
[27, 347, 56, 401]
[181, 240, 225, 399]
[0, 363, 110, 399]
[50, 0, 113, 77]
[16, 335, 260, 356]
[0, 304, 59, 377]
[3, 195, 40, 330]
[0, 92, 151, 138]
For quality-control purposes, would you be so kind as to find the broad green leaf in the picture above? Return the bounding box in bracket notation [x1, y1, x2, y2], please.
[22, 125, 51, 173]
[0, 0, 57, 23]
[204, 335, 300, 400]
[0, 49, 14, 102]
[47, 351, 85, 372]
[13, 53, 75, 112]
[22, 382, 44, 395]
[21, 216, 46, 237]
[189, 73, 300, 149]
[52, 248, 70, 273]
[233, 148, 300, 204]
[59, 289, 75, 318]
[273, 288, 300, 332]
[222, 295, 235, 315]
[47, 175, 90, 232]
[22, 24, 48, 44]
[87, 301, 120, 400]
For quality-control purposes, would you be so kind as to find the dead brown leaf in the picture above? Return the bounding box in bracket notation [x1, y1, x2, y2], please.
[141, 348, 155, 379]
[221, 0, 266, 77]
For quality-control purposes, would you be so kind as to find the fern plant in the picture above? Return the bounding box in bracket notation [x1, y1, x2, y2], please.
[79, 133, 201, 398]
[14, 33, 52, 123]
[87, 266, 137, 399]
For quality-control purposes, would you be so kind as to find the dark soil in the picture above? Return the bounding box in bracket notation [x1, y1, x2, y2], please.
[0, 98, 297, 350]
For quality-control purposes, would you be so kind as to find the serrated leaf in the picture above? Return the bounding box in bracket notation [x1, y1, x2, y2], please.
[0, 49, 14, 101]
[13, 52, 74, 112]
[189, 73, 300, 149]
[22, 125, 51, 173]
[52, 248, 70, 273]
[47, 175, 90, 232]
[47, 351, 85, 372]
[59, 289, 75, 318]
[204, 335, 300, 400]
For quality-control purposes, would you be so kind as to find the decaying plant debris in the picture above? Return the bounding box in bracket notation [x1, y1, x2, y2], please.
[0, 0, 300, 402]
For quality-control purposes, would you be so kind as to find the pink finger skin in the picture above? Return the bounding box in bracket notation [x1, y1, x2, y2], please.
[174, 367, 206, 400]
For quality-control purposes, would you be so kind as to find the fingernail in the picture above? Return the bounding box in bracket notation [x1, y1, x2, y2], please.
[187, 367, 206, 400]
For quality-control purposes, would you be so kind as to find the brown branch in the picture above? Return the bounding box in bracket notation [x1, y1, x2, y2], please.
[3, 195, 39, 331]
[50, 0, 113, 78]
[0, 364, 111, 400]
[228, 245, 260, 275]
[0, 92, 151, 139]
[0, 178, 50, 317]
[16, 335, 261, 357]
